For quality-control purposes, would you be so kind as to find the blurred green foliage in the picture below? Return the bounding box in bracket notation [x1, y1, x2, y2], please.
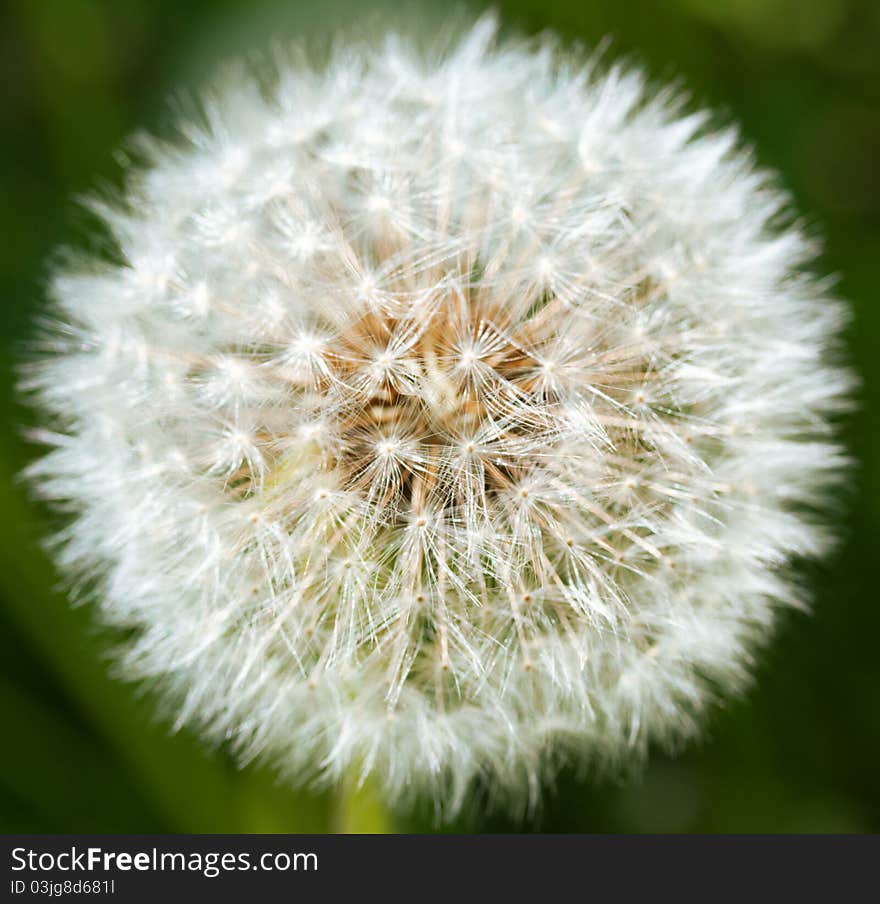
[1, 0, 878, 833]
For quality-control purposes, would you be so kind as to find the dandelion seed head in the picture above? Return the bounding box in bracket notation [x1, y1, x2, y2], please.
[23, 16, 850, 812]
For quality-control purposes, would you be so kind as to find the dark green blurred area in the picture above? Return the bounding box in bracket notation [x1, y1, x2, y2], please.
[1, 0, 878, 833]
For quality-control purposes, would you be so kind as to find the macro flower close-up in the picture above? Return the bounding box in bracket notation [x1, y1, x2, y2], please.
[20, 14, 851, 814]
[3, 0, 878, 845]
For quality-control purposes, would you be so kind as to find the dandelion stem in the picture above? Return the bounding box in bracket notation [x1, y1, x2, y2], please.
[333, 774, 393, 834]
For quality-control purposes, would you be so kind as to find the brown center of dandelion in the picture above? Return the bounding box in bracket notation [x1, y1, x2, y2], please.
[308, 283, 563, 520]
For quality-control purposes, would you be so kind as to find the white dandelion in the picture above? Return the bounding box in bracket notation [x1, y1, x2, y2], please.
[23, 16, 850, 812]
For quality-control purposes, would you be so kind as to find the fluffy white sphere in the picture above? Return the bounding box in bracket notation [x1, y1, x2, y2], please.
[25, 18, 850, 810]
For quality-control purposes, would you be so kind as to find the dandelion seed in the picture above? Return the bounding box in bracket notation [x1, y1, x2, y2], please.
[22, 16, 851, 813]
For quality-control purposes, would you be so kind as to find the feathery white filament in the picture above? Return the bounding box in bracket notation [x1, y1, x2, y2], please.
[24, 17, 850, 811]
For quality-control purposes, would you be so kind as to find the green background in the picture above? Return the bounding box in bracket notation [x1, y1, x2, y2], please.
[1, 0, 878, 833]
